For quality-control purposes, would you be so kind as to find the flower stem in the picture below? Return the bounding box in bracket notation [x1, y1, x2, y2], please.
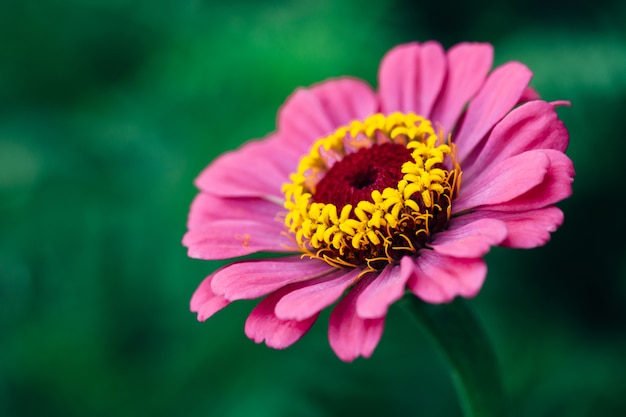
[400, 296, 510, 417]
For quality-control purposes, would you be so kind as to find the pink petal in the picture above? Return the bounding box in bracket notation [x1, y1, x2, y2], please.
[245, 285, 318, 349]
[210, 257, 334, 301]
[463, 100, 569, 179]
[378, 41, 446, 116]
[518, 86, 540, 102]
[190, 270, 230, 321]
[277, 78, 378, 155]
[430, 43, 494, 132]
[186, 193, 281, 229]
[454, 62, 533, 163]
[453, 150, 551, 213]
[456, 207, 564, 249]
[183, 219, 294, 260]
[274, 268, 361, 321]
[328, 274, 385, 362]
[499, 207, 565, 248]
[407, 251, 487, 303]
[430, 218, 508, 258]
[194, 135, 294, 199]
[550, 100, 571, 108]
[355, 262, 410, 319]
[485, 150, 574, 211]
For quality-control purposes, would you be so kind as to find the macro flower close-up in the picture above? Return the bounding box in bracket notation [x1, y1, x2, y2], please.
[184, 41, 574, 362]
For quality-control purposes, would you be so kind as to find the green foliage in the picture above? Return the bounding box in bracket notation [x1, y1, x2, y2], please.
[1, 1, 625, 416]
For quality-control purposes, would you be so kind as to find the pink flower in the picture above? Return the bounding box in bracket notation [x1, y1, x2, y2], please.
[184, 41, 574, 361]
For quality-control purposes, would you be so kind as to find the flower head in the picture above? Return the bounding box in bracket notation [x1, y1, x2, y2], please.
[184, 41, 574, 361]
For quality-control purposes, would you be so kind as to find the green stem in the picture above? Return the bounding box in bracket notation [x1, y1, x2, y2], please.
[400, 296, 510, 417]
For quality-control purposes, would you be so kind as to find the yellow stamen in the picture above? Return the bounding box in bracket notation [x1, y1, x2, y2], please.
[282, 112, 461, 271]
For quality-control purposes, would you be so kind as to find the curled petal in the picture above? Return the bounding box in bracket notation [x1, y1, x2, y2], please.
[245, 285, 318, 349]
[190, 270, 231, 321]
[328, 274, 386, 362]
[210, 257, 334, 301]
[378, 41, 446, 116]
[456, 207, 565, 249]
[485, 149, 574, 211]
[407, 252, 487, 303]
[550, 100, 571, 108]
[454, 61, 533, 163]
[430, 218, 508, 258]
[497, 207, 565, 248]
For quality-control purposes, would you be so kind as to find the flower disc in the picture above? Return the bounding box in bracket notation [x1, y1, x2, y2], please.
[283, 112, 462, 271]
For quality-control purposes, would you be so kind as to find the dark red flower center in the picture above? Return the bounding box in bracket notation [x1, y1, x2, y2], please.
[313, 143, 413, 208]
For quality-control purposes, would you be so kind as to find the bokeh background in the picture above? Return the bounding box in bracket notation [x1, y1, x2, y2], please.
[2, 0, 626, 416]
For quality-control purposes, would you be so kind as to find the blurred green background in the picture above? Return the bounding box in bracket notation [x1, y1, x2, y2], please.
[2, 0, 626, 416]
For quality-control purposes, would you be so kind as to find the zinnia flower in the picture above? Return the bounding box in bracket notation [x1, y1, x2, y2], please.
[184, 41, 574, 361]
